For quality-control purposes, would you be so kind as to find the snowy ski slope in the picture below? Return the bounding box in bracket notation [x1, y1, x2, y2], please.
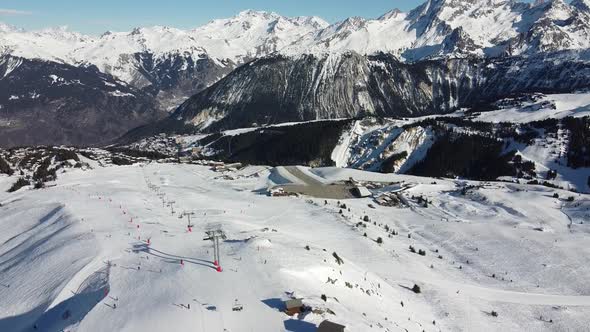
[1, 163, 590, 331]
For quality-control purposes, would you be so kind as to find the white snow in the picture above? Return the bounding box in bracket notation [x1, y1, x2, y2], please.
[331, 121, 363, 168]
[48, 74, 60, 84]
[1, 163, 590, 331]
[0, 57, 22, 79]
[268, 166, 306, 186]
[2, 1, 590, 87]
[332, 119, 436, 173]
[222, 127, 259, 137]
[0, 11, 328, 85]
[393, 126, 435, 174]
[476, 92, 590, 123]
[108, 90, 136, 98]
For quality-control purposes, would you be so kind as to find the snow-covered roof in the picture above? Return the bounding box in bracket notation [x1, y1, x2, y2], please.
[354, 186, 372, 198]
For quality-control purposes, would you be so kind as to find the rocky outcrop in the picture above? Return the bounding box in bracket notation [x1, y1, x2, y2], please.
[0, 56, 165, 147]
[157, 51, 590, 133]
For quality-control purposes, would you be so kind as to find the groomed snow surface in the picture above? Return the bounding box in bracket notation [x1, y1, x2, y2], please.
[1, 164, 590, 331]
[475, 92, 590, 123]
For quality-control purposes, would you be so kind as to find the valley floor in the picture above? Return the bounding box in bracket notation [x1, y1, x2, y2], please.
[1, 163, 589, 331]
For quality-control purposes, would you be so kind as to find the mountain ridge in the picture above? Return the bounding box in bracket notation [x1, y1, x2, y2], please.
[2, 1, 590, 72]
[1, 2, 589, 95]
[2, 0, 590, 147]
[119, 49, 590, 141]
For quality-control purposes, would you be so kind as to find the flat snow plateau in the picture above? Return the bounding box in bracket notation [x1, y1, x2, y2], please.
[475, 93, 590, 123]
[1, 163, 590, 331]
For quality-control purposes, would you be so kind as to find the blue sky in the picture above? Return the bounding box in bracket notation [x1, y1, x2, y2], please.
[0, 0, 430, 34]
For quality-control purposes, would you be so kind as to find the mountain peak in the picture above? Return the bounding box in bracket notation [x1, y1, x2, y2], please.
[379, 9, 403, 20]
[33, 25, 89, 43]
[0, 22, 21, 33]
[413, 0, 511, 14]
[338, 17, 367, 30]
[572, 0, 590, 12]
[236, 9, 279, 20]
[1, 0, 590, 77]
[129, 25, 181, 35]
[291, 16, 330, 29]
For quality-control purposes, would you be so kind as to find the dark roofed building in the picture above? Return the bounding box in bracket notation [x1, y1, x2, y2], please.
[318, 320, 346, 332]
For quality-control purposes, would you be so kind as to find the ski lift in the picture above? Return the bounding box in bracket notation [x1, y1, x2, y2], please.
[232, 299, 243, 312]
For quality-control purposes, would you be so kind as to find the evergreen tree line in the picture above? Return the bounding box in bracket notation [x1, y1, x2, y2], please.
[563, 117, 590, 169]
[408, 132, 516, 181]
[0, 156, 13, 176]
[209, 120, 353, 166]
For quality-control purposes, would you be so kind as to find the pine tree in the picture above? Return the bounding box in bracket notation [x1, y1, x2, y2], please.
[412, 284, 421, 294]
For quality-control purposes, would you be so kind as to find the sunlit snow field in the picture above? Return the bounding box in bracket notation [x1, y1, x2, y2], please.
[1, 162, 589, 331]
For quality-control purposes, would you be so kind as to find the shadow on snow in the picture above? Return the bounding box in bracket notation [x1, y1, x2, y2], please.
[0, 265, 110, 332]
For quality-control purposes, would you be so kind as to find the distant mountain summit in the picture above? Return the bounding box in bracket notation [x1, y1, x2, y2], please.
[2, 1, 590, 87]
[1, 0, 590, 146]
[283, 0, 590, 59]
[0, 11, 327, 88]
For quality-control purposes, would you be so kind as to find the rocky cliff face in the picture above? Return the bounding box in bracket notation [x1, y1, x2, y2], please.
[162, 51, 590, 133]
[0, 56, 164, 147]
[128, 52, 234, 111]
[170, 53, 474, 132]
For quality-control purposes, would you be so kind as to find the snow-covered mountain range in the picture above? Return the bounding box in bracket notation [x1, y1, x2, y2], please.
[2, 1, 590, 87]
[0, 11, 328, 92]
[125, 50, 590, 137]
[1, 0, 590, 146]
